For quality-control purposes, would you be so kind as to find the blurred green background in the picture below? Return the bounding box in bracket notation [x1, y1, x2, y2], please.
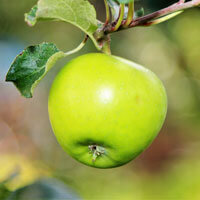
[0, 0, 200, 199]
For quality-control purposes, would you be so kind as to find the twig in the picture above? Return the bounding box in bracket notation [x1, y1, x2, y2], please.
[104, 0, 200, 33]
[130, 0, 200, 27]
[104, 0, 110, 26]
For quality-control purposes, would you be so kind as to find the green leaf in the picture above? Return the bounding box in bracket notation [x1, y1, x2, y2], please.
[25, 0, 99, 49]
[6, 43, 65, 98]
[24, 5, 38, 26]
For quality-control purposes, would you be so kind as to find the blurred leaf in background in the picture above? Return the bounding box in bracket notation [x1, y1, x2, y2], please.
[0, 154, 50, 191]
[6, 178, 81, 200]
[0, 183, 11, 200]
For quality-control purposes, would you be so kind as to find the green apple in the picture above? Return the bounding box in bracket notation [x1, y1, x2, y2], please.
[48, 53, 167, 168]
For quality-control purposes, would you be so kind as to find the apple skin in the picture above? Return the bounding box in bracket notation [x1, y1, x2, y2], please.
[48, 53, 167, 168]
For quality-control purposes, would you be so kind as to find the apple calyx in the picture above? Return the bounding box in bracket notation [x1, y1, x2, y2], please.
[89, 145, 105, 162]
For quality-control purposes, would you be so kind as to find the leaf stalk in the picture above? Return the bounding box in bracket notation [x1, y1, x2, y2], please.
[123, 2, 134, 27]
[112, 3, 125, 32]
[104, 0, 110, 26]
[64, 35, 88, 56]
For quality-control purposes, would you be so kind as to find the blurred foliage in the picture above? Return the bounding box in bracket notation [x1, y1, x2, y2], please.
[6, 179, 81, 200]
[0, 184, 11, 200]
[0, 178, 81, 200]
[0, 0, 200, 200]
[0, 154, 50, 191]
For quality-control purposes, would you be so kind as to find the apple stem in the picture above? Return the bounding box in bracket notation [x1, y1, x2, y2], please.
[89, 145, 105, 162]
[101, 39, 111, 55]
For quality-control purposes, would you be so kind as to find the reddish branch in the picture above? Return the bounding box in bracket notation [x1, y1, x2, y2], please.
[104, 0, 200, 33]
